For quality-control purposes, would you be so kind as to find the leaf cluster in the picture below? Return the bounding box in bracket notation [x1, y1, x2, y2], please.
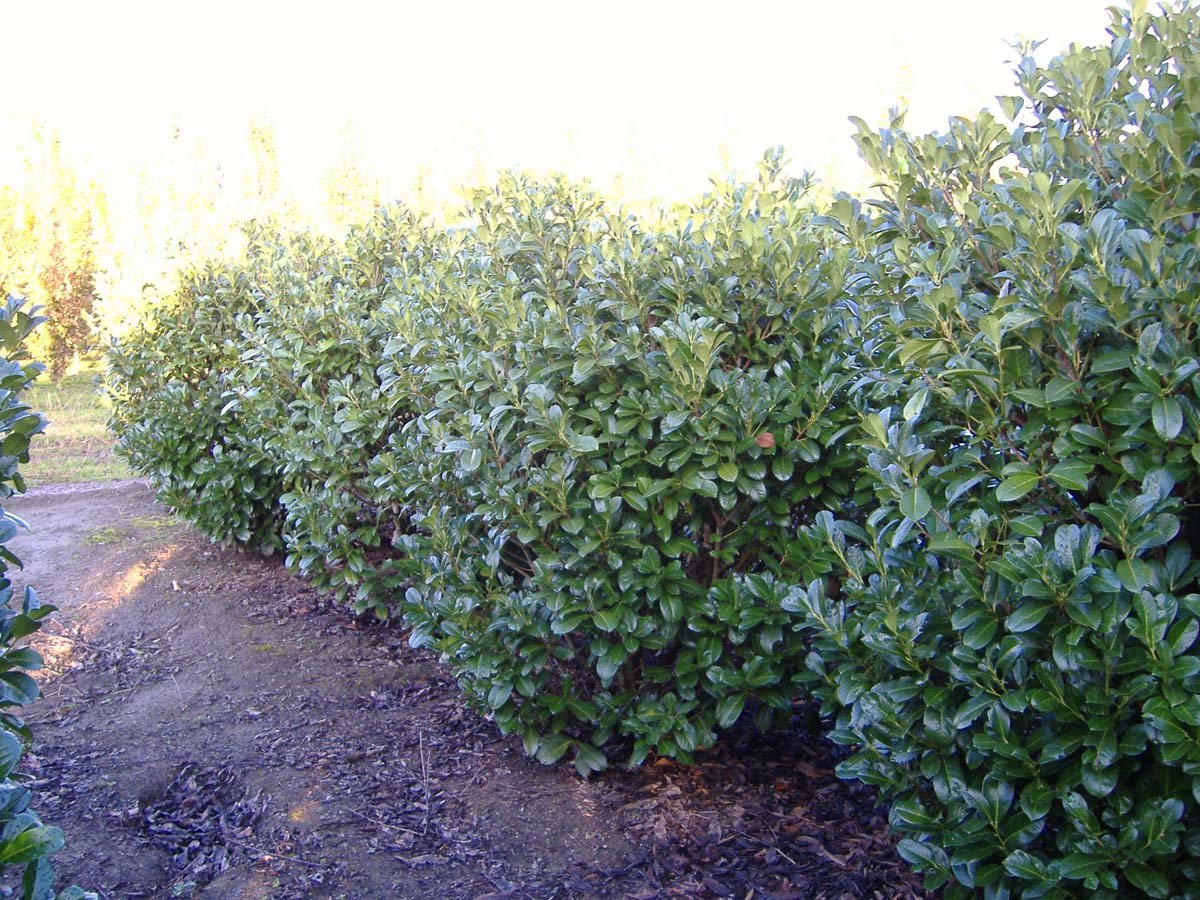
[798, 4, 1200, 897]
[386, 167, 869, 772]
[0, 295, 94, 899]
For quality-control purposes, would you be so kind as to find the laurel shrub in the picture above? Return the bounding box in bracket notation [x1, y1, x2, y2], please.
[796, 5, 1200, 897]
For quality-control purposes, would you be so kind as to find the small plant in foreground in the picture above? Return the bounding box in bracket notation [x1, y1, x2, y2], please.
[0, 295, 94, 899]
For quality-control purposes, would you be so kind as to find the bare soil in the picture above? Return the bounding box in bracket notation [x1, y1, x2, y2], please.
[7, 481, 933, 900]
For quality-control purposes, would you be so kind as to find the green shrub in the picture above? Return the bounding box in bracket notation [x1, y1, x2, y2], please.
[0, 295, 94, 900]
[797, 5, 1200, 897]
[390, 163, 866, 772]
[241, 208, 442, 613]
[103, 7, 1200, 893]
[106, 224, 318, 552]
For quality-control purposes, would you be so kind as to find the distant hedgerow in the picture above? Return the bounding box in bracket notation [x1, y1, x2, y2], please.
[106, 223, 324, 552]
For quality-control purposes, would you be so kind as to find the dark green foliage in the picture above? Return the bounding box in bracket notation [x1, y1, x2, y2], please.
[797, 4, 1200, 898]
[105, 4, 1200, 894]
[241, 209, 440, 612]
[107, 225, 311, 552]
[392, 166, 865, 771]
[0, 296, 94, 900]
[109, 167, 867, 773]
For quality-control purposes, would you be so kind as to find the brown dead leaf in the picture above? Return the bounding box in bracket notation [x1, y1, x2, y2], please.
[796, 761, 830, 780]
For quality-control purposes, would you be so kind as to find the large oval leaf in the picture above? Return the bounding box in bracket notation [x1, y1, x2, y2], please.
[996, 472, 1039, 502]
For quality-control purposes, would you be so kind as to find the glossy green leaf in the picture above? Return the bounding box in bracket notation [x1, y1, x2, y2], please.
[0, 826, 64, 866]
[573, 742, 607, 777]
[1152, 396, 1183, 440]
[1047, 459, 1091, 492]
[715, 693, 746, 729]
[997, 472, 1039, 502]
[899, 487, 932, 521]
[0, 731, 20, 782]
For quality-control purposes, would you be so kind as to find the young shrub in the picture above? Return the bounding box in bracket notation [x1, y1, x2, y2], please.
[0, 295, 95, 900]
[394, 163, 866, 772]
[241, 207, 446, 615]
[106, 224, 317, 552]
[797, 5, 1200, 897]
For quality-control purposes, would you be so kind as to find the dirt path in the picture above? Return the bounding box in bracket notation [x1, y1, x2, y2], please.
[6, 481, 930, 900]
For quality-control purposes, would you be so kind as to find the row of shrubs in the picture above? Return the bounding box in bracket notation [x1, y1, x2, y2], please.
[108, 5, 1200, 897]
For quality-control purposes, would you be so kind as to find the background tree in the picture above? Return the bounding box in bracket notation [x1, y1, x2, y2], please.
[0, 125, 102, 379]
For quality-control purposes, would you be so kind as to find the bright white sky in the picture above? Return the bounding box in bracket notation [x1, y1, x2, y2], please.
[1, 0, 1115, 205]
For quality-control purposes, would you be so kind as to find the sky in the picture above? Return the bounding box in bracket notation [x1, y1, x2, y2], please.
[1, 0, 1117, 206]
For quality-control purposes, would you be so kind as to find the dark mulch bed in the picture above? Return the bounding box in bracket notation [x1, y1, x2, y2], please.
[603, 718, 926, 899]
[289, 599, 936, 900]
[130, 763, 266, 883]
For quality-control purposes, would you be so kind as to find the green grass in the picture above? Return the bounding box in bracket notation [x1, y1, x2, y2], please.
[21, 369, 134, 486]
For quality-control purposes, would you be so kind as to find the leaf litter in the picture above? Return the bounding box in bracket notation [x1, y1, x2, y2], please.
[13, 482, 935, 899]
[126, 763, 266, 884]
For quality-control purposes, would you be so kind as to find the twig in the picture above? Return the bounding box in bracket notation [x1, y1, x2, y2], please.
[347, 808, 423, 837]
[419, 730, 432, 835]
[224, 836, 327, 869]
[792, 834, 850, 869]
[38, 630, 113, 654]
[772, 846, 799, 867]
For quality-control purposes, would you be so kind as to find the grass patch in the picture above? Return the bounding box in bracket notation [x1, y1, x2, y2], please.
[86, 525, 134, 545]
[130, 515, 181, 530]
[22, 368, 134, 486]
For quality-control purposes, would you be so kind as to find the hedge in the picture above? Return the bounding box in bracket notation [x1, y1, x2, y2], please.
[389, 166, 867, 770]
[798, 4, 1200, 898]
[108, 4, 1200, 895]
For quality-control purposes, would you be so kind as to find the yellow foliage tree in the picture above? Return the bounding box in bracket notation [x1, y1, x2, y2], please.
[0, 126, 101, 378]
